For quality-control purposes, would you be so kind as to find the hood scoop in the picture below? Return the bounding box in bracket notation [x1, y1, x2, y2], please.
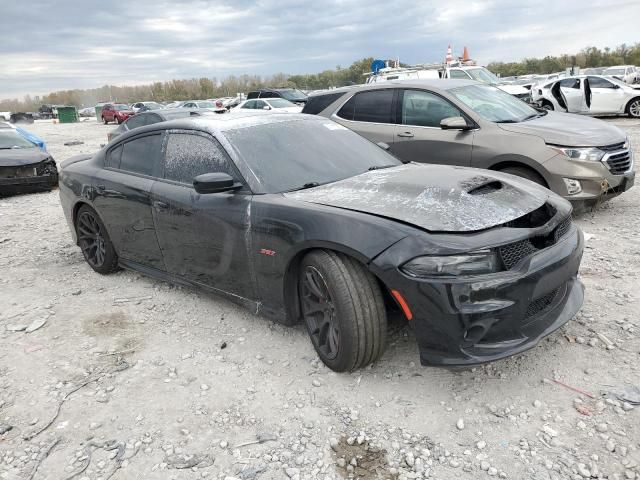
[467, 180, 503, 196]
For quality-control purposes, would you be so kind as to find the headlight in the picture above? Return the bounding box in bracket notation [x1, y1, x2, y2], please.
[401, 250, 499, 278]
[624, 136, 630, 149]
[549, 145, 605, 162]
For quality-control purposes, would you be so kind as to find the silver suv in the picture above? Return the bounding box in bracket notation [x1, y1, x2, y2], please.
[303, 80, 635, 208]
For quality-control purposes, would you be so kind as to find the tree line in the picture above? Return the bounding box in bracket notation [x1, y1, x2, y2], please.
[1, 43, 638, 112]
[488, 43, 640, 77]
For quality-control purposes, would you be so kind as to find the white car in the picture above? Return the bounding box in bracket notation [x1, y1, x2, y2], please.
[533, 75, 640, 118]
[181, 100, 226, 113]
[602, 65, 638, 85]
[130, 101, 164, 113]
[234, 98, 302, 113]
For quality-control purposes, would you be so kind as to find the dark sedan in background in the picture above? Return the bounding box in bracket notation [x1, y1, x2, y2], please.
[0, 128, 58, 196]
[59, 114, 584, 371]
[107, 108, 206, 142]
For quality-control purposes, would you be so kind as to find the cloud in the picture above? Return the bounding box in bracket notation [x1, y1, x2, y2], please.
[1, 0, 639, 99]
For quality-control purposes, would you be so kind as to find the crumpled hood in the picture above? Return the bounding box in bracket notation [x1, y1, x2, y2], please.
[0, 148, 51, 167]
[285, 164, 552, 232]
[498, 111, 626, 147]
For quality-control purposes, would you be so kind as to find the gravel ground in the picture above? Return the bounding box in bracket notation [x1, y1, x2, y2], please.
[0, 117, 639, 480]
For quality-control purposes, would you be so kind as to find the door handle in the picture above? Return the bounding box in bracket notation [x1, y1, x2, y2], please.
[152, 201, 169, 211]
[397, 132, 414, 138]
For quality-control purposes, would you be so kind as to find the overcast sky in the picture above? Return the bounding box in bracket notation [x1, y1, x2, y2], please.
[2, 0, 639, 99]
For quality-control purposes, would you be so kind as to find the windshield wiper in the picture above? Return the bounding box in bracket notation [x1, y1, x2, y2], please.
[286, 182, 320, 192]
[495, 119, 518, 123]
[368, 164, 397, 171]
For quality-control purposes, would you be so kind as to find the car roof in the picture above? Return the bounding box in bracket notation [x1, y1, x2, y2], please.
[308, 79, 477, 97]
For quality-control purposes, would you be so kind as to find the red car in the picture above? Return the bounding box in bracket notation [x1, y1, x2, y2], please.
[101, 104, 134, 124]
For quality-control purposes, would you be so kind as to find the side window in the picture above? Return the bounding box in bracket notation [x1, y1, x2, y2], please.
[401, 90, 462, 127]
[147, 114, 162, 125]
[337, 90, 394, 123]
[246, 92, 259, 99]
[124, 114, 148, 130]
[242, 100, 255, 109]
[255, 100, 267, 109]
[588, 76, 615, 89]
[106, 144, 123, 168]
[302, 92, 345, 115]
[119, 134, 163, 176]
[260, 91, 277, 98]
[449, 70, 470, 79]
[164, 133, 236, 185]
[559, 78, 580, 89]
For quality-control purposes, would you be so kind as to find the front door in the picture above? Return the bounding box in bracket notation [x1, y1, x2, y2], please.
[553, 78, 587, 113]
[586, 76, 626, 114]
[92, 132, 165, 269]
[391, 89, 473, 166]
[150, 130, 255, 300]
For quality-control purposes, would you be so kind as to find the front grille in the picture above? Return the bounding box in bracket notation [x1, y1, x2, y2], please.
[525, 287, 560, 319]
[605, 151, 632, 175]
[499, 239, 537, 269]
[0, 165, 37, 179]
[499, 216, 573, 269]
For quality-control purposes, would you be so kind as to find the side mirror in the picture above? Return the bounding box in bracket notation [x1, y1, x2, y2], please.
[262, 105, 271, 110]
[440, 116, 470, 130]
[193, 173, 241, 194]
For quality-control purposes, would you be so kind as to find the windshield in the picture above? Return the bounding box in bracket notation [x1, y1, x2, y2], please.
[268, 98, 297, 108]
[225, 119, 401, 193]
[114, 104, 130, 111]
[280, 89, 307, 102]
[0, 130, 36, 149]
[604, 68, 625, 75]
[466, 68, 502, 85]
[196, 101, 216, 108]
[450, 84, 539, 123]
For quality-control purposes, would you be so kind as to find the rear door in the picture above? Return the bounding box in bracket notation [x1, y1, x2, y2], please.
[150, 130, 255, 299]
[92, 132, 165, 270]
[586, 76, 626, 114]
[391, 89, 473, 165]
[556, 78, 587, 113]
[332, 89, 395, 145]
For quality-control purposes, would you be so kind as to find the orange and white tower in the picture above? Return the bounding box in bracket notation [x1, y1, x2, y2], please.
[445, 45, 453, 64]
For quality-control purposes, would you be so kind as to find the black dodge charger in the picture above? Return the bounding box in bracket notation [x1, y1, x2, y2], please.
[59, 113, 584, 371]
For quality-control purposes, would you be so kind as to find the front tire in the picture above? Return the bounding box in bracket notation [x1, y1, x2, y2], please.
[299, 250, 387, 372]
[627, 98, 640, 118]
[102, 116, 108, 124]
[499, 166, 547, 187]
[75, 205, 119, 274]
[541, 100, 554, 111]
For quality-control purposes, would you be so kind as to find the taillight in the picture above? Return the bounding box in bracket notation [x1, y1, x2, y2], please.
[216, 100, 223, 107]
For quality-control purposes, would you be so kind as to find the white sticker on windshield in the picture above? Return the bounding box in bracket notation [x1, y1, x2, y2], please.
[323, 123, 348, 131]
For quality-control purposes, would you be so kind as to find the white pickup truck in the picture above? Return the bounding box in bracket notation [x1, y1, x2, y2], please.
[367, 64, 531, 101]
[0, 112, 11, 122]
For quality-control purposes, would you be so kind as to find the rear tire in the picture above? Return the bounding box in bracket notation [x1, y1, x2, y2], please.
[75, 205, 119, 274]
[102, 116, 108, 124]
[499, 166, 547, 187]
[626, 98, 640, 118]
[298, 250, 387, 372]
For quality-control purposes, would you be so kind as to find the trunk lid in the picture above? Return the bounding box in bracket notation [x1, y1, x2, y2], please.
[285, 164, 552, 232]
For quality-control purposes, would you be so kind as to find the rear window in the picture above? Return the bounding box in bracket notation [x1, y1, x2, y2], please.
[119, 133, 162, 176]
[302, 92, 346, 115]
[337, 90, 394, 123]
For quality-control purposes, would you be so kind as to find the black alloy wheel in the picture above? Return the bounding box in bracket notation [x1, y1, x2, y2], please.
[75, 205, 119, 274]
[299, 250, 387, 372]
[300, 265, 340, 360]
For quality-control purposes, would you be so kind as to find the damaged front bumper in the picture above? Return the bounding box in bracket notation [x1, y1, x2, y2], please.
[0, 172, 59, 195]
[373, 218, 584, 367]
